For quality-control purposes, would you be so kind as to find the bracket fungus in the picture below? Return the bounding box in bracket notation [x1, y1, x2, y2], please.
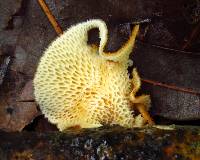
[34, 19, 153, 131]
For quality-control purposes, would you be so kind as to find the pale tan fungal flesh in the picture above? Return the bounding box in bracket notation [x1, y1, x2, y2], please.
[34, 19, 151, 131]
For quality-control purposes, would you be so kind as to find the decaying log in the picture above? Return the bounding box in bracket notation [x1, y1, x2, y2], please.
[0, 126, 199, 160]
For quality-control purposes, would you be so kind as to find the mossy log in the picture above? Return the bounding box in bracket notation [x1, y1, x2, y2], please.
[0, 126, 199, 160]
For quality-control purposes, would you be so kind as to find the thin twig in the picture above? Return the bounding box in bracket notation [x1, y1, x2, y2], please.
[182, 21, 200, 50]
[38, 0, 63, 35]
[142, 78, 200, 95]
[119, 18, 151, 26]
[138, 41, 200, 56]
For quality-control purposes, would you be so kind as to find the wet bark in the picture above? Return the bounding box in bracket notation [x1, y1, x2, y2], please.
[0, 126, 199, 160]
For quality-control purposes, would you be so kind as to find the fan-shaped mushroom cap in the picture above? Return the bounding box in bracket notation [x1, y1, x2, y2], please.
[34, 19, 143, 131]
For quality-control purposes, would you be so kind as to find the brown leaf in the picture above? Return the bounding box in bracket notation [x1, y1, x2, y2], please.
[0, 0, 23, 31]
[0, 70, 39, 132]
[0, 102, 39, 132]
[132, 42, 200, 120]
[19, 80, 34, 101]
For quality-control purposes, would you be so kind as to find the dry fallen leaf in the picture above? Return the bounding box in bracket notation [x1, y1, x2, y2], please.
[19, 80, 34, 101]
[0, 101, 39, 132]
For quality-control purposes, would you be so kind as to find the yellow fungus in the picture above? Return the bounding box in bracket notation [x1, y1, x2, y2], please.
[34, 19, 152, 131]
